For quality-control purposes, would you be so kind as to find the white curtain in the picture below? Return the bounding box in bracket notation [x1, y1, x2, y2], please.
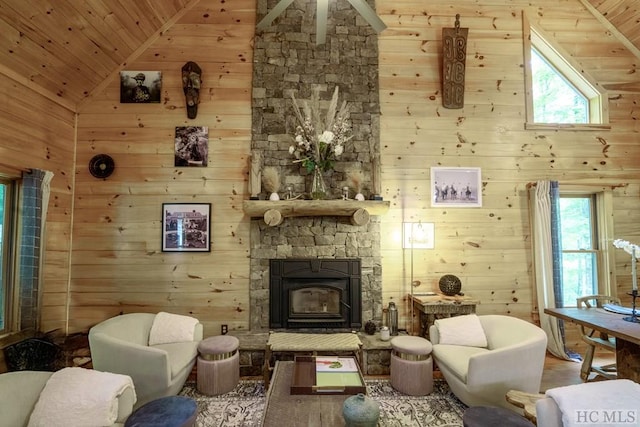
[530, 180, 571, 360]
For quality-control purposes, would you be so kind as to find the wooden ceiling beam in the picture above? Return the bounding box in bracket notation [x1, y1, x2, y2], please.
[579, 0, 640, 59]
[0, 62, 76, 112]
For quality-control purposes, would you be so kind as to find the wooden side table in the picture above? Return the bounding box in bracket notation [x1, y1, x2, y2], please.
[506, 389, 544, 424]
[410, 293, 479, 339]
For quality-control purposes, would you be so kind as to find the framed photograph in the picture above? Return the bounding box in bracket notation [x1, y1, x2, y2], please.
[431, 167, 482, 207]
[120, 71, 161, 103]
[175, 126, 209, 167]
[162, 203, 211, 252]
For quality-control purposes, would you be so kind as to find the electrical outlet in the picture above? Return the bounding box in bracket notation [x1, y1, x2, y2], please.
[221, 324, 228, 335]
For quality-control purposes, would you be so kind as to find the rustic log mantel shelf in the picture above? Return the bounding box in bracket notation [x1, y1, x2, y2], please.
[243, 200, 390, 226]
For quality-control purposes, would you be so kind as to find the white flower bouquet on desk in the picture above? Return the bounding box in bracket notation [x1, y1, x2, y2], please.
[613, 239, 639, 292]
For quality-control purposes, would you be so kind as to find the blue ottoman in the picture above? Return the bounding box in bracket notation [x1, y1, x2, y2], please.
[125, 396, 197, 427]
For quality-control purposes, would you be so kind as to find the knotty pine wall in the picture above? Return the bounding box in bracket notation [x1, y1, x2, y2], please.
[11, 0, 636, 356]
[0, 73, 76, 335]
[71, 1, 255, 336]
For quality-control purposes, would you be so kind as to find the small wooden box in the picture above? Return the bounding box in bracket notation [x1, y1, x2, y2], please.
[290, 355, 366, 395]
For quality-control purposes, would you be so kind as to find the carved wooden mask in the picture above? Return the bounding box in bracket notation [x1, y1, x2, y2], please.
[182, 61, 202, 119]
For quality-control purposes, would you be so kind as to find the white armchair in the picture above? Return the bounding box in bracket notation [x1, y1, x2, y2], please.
[429, 314, 547, 410]
[0, 370, 135, 427]
[89, 312, 203, 407]
[536, 379, 640, 427]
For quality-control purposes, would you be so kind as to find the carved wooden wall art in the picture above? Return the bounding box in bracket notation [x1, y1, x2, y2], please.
[442, 15, 468, 109]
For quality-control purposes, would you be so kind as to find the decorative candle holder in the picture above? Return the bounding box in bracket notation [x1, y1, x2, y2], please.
[623, 290, 639, 323]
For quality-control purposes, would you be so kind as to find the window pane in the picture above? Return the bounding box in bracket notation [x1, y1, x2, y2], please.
[531, 49, 589, 124]
[560, 195, 598, 306]
[561, 252, 598, 306]
[559, 197, 594, 250]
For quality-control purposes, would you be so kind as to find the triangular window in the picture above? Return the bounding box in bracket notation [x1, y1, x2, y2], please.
[523, 15, 609, 129]
[531, 48, 589, 124]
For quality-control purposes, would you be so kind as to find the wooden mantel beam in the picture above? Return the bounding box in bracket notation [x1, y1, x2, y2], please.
[243, 200, 390, 226]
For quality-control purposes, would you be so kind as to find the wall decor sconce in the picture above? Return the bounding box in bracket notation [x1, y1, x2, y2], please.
[403, 222, 435, 250]
[403, 221, 435, 335]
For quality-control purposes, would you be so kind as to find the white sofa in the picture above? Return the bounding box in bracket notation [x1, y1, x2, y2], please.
[429, 314, 548, 410]
[0, 370, 135, 427]
[89, 312, 203, 407]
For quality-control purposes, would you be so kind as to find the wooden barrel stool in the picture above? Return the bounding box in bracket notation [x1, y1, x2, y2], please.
[196, 335, 240, 396]
[390, 335, 433, 396]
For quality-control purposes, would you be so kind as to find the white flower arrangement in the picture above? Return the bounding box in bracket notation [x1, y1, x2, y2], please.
[289, 87, 352, 173]
[613, 239, 640, 255]
[613, 239, 638, 291]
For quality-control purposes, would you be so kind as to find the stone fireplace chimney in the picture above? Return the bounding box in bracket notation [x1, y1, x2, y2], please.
[249, 0, 383, 332]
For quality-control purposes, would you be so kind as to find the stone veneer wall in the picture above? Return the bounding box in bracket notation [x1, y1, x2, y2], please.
[250, 0, 383, 332]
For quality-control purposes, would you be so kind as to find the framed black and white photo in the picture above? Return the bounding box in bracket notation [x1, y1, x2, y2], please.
[162, 203, 211, 252]
[175, 126, 209, 167]
[431, 167, 482, 207]
[120, 71, 162, 103]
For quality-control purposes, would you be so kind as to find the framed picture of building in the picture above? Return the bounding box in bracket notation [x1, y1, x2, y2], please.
[162, 203, 211, 252]
[120, 71, 162, 103]
[431, 167, 482, 207]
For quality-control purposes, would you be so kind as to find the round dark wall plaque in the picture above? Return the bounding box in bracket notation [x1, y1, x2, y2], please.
[89, 154, 115, 179]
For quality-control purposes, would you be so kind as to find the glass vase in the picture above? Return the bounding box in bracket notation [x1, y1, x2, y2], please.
[310, 166, 327, 200]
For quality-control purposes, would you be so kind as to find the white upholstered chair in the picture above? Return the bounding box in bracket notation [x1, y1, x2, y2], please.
[0, 370, 136, 427]
[429, 314, 547, 410]
[536, 379, 640, 427]
[89, 312, 203, 407]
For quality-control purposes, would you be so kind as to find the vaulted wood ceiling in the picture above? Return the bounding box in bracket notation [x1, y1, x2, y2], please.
[0, 0, 638, 112]
[0, 0, 198, 111]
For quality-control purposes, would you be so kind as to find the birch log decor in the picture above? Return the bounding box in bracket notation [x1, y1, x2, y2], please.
[243, 200, 389, 226]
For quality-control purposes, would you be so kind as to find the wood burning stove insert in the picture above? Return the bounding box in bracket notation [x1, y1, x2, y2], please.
[269, 258, 362, 330]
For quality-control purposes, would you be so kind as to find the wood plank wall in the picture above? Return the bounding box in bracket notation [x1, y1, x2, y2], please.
[71, 0, 256, 336]
[0, 73, 76, 334]
[13, 0, 636, 356]
[377, 0, 640, 350]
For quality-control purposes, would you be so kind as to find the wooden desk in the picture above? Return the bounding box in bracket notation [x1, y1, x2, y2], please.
[544, 307, 640, 382]
[411, 294, 479, 339]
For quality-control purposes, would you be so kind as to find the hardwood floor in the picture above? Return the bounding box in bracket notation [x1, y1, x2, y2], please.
[540, 353, 616, 391]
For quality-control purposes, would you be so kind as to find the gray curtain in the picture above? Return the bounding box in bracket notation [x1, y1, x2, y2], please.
[18, 169, 53, 331]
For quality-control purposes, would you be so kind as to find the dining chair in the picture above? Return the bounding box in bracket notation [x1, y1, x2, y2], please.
[576, 295, 620, 381]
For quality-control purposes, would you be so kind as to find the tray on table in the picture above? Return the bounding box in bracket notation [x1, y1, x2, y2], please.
[290, 355, 366, 395]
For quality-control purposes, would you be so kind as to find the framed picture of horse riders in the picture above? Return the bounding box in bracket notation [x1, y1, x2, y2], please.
[162, 203, 211, 252]
[175, 126, 209, 167]
[431, 167, 482, 207]
[120, 71, 162, 103]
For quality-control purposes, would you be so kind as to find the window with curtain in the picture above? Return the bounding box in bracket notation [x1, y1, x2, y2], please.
[559, 191, 614, 307]
[0, 178, 16, 334]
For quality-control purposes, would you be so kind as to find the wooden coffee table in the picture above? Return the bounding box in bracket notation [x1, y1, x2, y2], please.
[261, 359, 362, 426]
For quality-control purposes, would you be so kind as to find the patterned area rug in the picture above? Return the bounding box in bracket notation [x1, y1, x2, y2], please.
[180, 379, 467, 427]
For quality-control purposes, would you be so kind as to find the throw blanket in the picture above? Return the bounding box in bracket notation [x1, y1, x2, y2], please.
[148, 311, 199, 345]
[28, 367, 135, 427]
[546, 379, 640, 427]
